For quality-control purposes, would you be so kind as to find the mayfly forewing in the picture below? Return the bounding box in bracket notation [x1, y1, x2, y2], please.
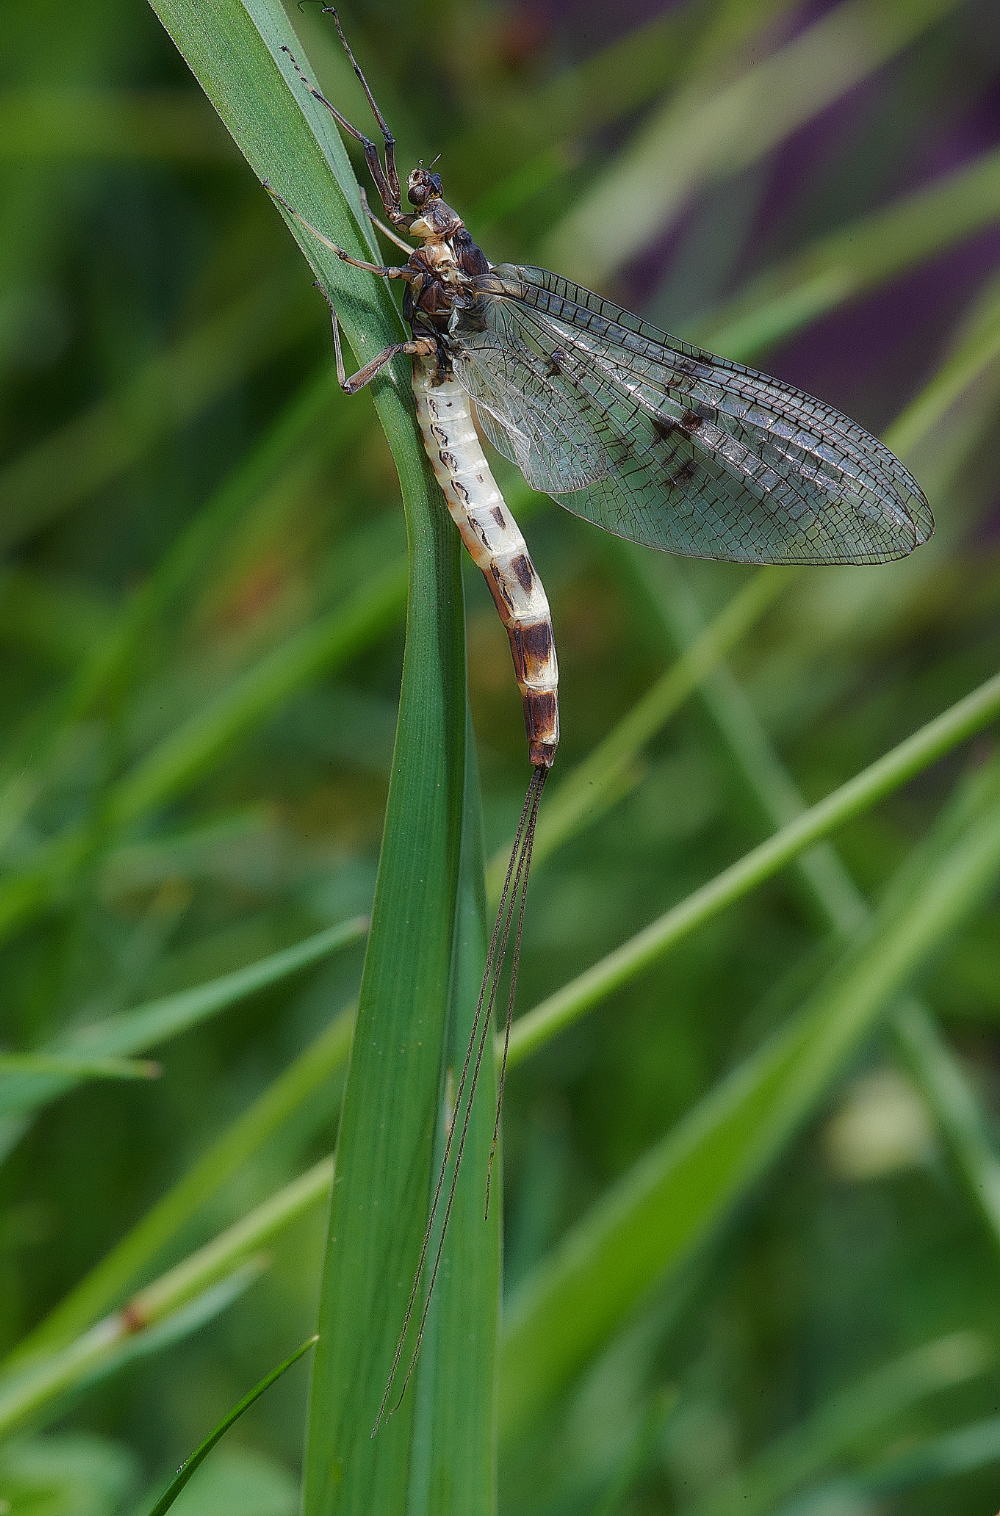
[452, 263, 932, 565]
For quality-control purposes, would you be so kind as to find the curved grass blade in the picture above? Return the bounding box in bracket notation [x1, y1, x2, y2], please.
[407, 716, 499, 1511]
[0, 366, 347, 865]
[461, 0, 775, 198]
[105, 559, 407, 828]
[0, 1054, 160, 1080]
[141, 1335, 317, 1516]
[785, 1411, 1000, 1510]
[634, 544, 1000, 1262]
[859, 1411, 1000, 1499]
[0, 548, 406, 940]
[145, 3, 496, 1510]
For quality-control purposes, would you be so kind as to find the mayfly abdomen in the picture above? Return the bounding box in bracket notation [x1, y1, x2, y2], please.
[412, 360, 559, 768]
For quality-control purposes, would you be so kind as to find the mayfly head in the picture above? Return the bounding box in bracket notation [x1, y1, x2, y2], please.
[407, 166, 442, 206]
[404, 167, 463, 244]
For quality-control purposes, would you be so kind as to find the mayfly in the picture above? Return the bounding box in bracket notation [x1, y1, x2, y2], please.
[266, 7, 932, 1431]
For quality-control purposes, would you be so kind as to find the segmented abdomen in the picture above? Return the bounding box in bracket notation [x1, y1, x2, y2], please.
[412, 361, 559, 769]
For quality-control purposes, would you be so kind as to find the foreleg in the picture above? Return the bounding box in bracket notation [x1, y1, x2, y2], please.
[263, 182, 415, 281]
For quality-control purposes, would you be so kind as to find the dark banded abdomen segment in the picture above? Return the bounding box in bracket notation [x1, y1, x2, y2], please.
[413, 362, 559, 767]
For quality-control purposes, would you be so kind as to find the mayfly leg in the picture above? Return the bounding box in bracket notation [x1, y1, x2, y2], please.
[262, 183, 431, 391]
[280, 33, 401, 223]
[311, 281, 434, 392]
[320, 7, 402, 210]
[262, 179, 406, 278]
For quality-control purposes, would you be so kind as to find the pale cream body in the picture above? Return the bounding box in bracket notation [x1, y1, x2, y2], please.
[412, 358, 559, 767]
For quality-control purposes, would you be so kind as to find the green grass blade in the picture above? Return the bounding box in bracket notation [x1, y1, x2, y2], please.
[892, 1001, 1000, 1246]
[0, 1054, 160, 1080]
[463, 0, 791, 188]
[141, 1335, 317, 1516]
[0, 917, 365, 1127]
[884, 279, 1000, 458]
[0, 366, 346, 863]
[1, 1265, 269, 1443]
[144, 2, 497, 1509]
[508, 669, 1000, 1066]
[104, 560, 407, 828]
[798, 1412, 1000, 1508]
[300, 489, 468, 1509]
[635, 550, 1000, 1264]
[70, 918, 365, 1056]
[409, 715, 498, 1514]
[861, 1412, 1000, 1497]
[148, 0, 400, 354]
[61, 364, 345, 724]
[500, 769, 1000, 1437]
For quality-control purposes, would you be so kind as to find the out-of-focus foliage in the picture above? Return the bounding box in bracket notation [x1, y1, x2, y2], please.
[2, 0, 1000, 1512]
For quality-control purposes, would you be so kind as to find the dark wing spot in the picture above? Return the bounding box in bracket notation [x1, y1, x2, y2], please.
[671, 459, 698, 488]
[651, 417, 677, 442]
[510, 554, 535, 593]
[680, 409, 703, 431]
[491, 505, 506, 527]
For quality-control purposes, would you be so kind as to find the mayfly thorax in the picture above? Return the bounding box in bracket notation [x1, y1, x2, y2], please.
[265, 4, 933, 1434]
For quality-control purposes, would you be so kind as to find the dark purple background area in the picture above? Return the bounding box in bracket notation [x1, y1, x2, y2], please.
[505, 0, 1000, 532]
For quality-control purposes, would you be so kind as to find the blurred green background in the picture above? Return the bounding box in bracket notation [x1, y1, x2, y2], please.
[3, 0, 1000, 1511]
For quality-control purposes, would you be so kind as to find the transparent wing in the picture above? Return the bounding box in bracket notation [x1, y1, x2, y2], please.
[448, 264, 933, 566]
